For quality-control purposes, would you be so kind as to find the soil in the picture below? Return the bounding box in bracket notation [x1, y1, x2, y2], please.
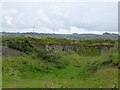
[1, 47, 21, 56]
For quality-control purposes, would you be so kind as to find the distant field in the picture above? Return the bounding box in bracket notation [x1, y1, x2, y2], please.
[2, 37, 119, 88]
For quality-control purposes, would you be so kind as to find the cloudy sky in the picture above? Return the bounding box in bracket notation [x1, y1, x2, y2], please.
[0, 1, 118, 34]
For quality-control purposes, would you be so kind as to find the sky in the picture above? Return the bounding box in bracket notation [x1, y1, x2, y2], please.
[0, 1, 118, 34]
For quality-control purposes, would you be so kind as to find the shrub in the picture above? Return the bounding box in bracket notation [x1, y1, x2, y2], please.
[3, 37, 35, 54]
[36, 49, 50, 61]
[36, 49, 68, 69]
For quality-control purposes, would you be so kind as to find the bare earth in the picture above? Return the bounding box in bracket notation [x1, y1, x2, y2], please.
[1, 47, 21, 56]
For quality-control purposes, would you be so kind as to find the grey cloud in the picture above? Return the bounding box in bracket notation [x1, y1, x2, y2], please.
[0, 2, 118, 33]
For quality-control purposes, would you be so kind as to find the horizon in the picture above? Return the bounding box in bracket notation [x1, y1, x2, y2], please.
[1, 31, 118, 35]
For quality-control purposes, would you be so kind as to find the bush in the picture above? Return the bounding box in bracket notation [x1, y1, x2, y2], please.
[36, 49, 50, 61]
[36, 49, 59, 62]
[3, 37, 35, 54]
[36, 49, 68, 69]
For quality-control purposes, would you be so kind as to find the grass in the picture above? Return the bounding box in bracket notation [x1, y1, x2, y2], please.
[2, 47, 118, 88]
[2, 37, 118, 88]
[0, 45, 2, 89]
[0, 57, 2, 89]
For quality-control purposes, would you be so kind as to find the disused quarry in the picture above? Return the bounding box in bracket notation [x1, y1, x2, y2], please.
[2, 37, 119, 88]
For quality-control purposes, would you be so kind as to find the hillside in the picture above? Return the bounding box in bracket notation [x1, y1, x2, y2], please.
[2, 37, 119, 88]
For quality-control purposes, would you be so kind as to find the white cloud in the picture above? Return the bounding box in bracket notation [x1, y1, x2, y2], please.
[0, 8, 18, 15]
[0, 2, 118, 34]
[0, 0, 119, 3]
[4, 16, 13, 25]
[55, 26, 102, 34]
[69, 26, 86, 34]
[38, 9, 51, 24]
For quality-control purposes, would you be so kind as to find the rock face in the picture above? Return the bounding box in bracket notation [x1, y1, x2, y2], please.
[88, 43, 115, 53]
[44, 44, 81, 52]
[2, 37, 116, 54]
[38, 43, 115, 53]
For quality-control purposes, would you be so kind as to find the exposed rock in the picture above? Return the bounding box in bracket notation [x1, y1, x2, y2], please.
[44, 44, 81, 52]
[36, 43, 115, 53]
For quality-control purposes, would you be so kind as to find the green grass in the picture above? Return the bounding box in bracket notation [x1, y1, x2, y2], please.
[2, 47, 118, 88]
[0, 57, 2, 89]
[2, 37, 118, 88]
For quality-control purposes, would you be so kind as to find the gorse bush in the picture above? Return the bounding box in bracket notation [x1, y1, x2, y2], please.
[8, 40, 34, 53]
[2, 36, 116, 51]
[2, 37, 35, 54]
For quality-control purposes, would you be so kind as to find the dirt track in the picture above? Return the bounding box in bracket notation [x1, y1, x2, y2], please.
[1, 47, 21, 56]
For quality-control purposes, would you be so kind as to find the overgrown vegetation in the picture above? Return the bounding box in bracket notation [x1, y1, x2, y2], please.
[2, 36, 116, 46]
[2, 37, 119, 88]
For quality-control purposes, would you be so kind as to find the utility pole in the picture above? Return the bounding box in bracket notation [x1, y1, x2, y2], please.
[33, 27, 35, 38]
